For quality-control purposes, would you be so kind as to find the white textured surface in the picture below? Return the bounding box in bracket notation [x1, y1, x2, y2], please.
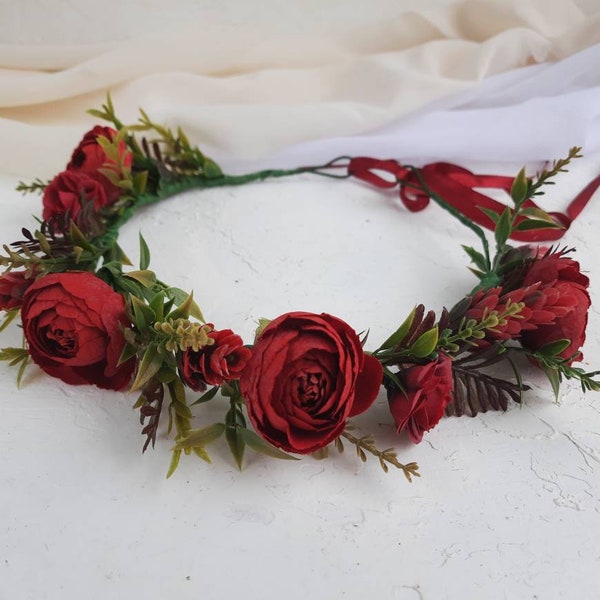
[1, 153, 600, 599]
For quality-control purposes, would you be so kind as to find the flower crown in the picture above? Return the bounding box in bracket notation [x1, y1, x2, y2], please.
[1, 96, 598, 481]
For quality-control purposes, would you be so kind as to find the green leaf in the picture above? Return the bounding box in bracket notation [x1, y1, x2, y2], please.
[202, 158, 223, 179]
[139, 233, 151, 270]
[379, 306, 416, 351]
[125, 269, 157, 288]
[190, 385, 220, 405]
[192, 446, 212, 463]
[543, 366, 562, 401]
[165, 288, 205, 322]
[518, 207, 558, 222]
[510, 167, 529, 206]
[148, 291, 166, 322]
[479, 207, 501, 225]
[130, 344, 163, 392]
[494, 207, 513, 249]
[409, 327, 439, 358]
[225, 406, 246, 471]
[461, 245, 489, 272]
[0, 347, 29, 363]
[514, 219, 563, 232]
[174, 423, 226, 450]
[69, 221, 94, 252]
[130, 294, 155, 330]
[132, 170, 149, 195]
[0, 308, 19, 334]
[16, 356, 29, 388]
[156, 366, 177, 383]
[166, 449, 182, 479]
[239, 429, 299, 460]
[117, 342, 137, 366]
[538, 339, 571, 357]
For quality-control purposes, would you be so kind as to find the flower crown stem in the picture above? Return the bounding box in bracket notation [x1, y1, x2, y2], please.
[93, 163, 352, 255]
[402, 167, 493, 273]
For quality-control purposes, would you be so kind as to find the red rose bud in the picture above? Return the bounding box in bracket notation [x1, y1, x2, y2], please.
[0, 270, 34, 311]
[21, 272, 135, 390]
[180, 328, 252, 391]
[239, 312, 383, 455]
[520, 251, 590, 362]
[67, 125, 132, 203]
[387, 354, 453, 443]
[42, 170, 109, 222]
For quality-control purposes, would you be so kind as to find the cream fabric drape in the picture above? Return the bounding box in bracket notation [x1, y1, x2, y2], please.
[0, 0, 599, 177]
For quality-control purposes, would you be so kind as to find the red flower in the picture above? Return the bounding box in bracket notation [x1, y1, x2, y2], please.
[67, 125, 132, 203]
[21, 272, 135, 390]
[0, 270, 34, 310]
[520, 251, 590, 362]
[180, 327, 252, 391]
[42, 171, 109, 222]
[239, 312, 383, 454]
[387, 354, 453, 443]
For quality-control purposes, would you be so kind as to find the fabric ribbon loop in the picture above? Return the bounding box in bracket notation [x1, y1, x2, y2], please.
[346, 157, 600, 242]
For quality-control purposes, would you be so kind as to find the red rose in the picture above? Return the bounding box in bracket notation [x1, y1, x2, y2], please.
[21, 272, 135, 390]
[520, 252, 590, 362]
[180, 327, 252, 391]
[387, 354, 453, 443]
[67, 125, 132, 203]
[239, 312, 383, 454]
[0, 270, 34, 310]
[42, 170, 109, 222]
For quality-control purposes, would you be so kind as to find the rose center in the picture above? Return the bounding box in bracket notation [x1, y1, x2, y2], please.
[44, 326, 77, 357]
[296, 371, 326, 407]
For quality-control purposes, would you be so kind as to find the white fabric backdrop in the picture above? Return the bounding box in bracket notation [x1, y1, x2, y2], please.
[1, 0, 600, 177]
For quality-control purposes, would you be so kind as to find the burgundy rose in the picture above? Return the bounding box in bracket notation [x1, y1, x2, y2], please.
[42, 170, 109, 222]
[520, 251, 590, 362]
[239, 312, 383, 454]
[21, 272, 135, 390]
[67, 125, 132, 203]
[0, 270, 34, 310]
[387, 353, 453, 443]
[180, 327, 252, 391]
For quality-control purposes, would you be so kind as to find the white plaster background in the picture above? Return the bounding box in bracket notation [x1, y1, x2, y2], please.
[1, 153, 600, 600]
[1, 1, 600, 598]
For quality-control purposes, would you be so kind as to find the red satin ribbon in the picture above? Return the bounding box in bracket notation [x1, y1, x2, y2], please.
[347, 157, 600, 242]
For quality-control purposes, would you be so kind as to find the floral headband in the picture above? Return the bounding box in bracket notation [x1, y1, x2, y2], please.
[1, 96, 598, 480]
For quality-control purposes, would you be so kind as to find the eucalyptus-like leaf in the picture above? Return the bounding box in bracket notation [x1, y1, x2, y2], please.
[202, 158, 223, 179]
[130, 294, 155, 330]
[537, 338, 571, 357]
[409, 327, 439, 358]
[148, 291, 166, 322]
[494, 207, 513, 249]
[514, 219, 563, 232]
[461, 245, 489, 272]
[117, 342, 138, 367]
[518, 207, 560, 222]
[173, 422, 226, 450]
[239, 429, 299, 460]
[130, 344, 163, 392]
[0, 308, 19, 334]
[166, 288, 205, 322]
[479, 206, 501, 225]
[139, 233, 151, 270]
[125, 269, 157, 288]
[543, 366, 562, 401]
[379, 306, 416, 351]
[166, 449, 182, 479]
[68, 221, 94, 251]
[510, 167, 529, 206]
[191, 385, 220, 406]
